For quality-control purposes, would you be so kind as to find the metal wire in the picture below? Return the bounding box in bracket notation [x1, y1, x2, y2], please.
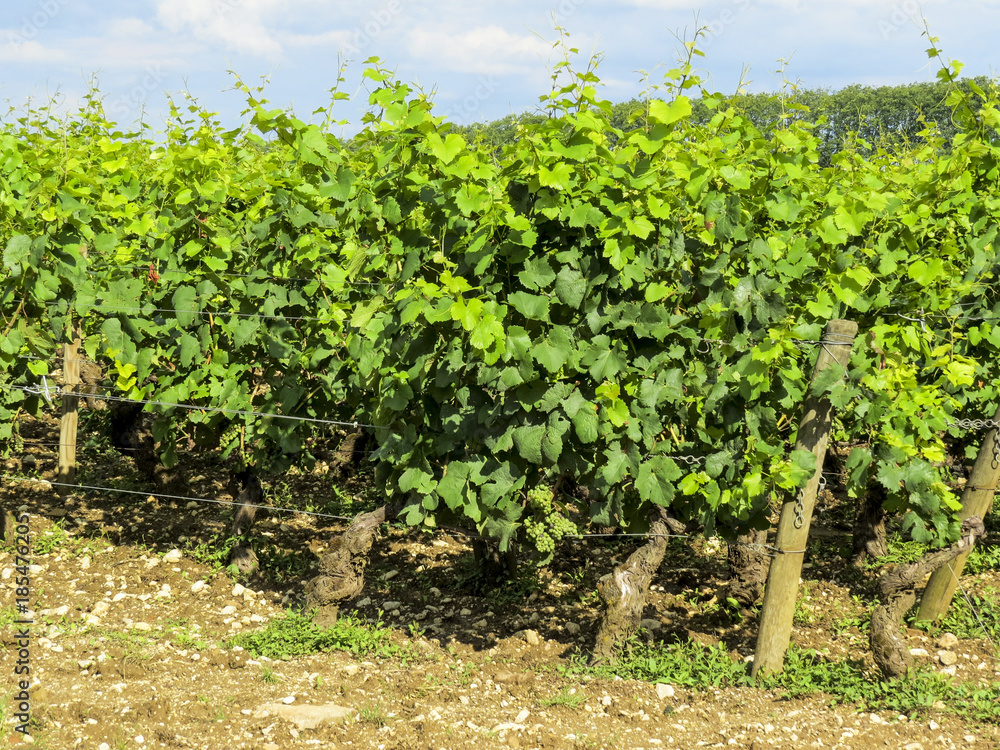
[946, 564, 1000, 656]
[3, 383, 386, 431]
[0, 475, 356, 523]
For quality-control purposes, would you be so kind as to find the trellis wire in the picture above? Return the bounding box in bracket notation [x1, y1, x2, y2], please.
[0, 475, 355, 523]
[946, 564, 1000, 656]
[1, 471, 803, 558]
[3, 383, 387, 432]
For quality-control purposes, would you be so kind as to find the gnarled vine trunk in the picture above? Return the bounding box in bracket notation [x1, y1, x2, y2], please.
[471, 537, 518, 592]
[591, 510, 671, 665]
[304, 502, 402, 625]
[870, 516, 986, 678]
[853, 482, 888, 568]
[727, 529, 771, 607]
[227, 470, 265, 576]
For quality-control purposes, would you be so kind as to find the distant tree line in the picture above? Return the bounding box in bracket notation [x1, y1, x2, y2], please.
[452, 77, 993, 164]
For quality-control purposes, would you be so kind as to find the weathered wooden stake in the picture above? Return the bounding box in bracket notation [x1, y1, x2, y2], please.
[752, 319, 858, 677]
[915, 404, 1000, 624]
[56, 333, 81, 495]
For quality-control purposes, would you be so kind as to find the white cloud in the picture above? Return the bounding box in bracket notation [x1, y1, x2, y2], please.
[0, 38, 68, 64]
[154, 0, 286, 60]
[106, 18, 157, 38]
[279, 29, 354, 50]
[408, 24, 553, 74]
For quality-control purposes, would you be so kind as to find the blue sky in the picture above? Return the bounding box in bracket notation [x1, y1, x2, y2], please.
[1, 0, 998, 135]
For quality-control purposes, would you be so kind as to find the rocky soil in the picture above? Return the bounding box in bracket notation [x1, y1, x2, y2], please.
[2, 417, 1000, 749]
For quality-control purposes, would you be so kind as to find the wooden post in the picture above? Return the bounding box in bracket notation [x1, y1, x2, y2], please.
[752, 319, 858, 677]
[914, 405, 1000, 624]
[57, 245, 85, 495]
[57, 335, 81, 494]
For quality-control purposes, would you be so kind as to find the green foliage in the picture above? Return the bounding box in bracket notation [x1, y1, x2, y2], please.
[226, 610, 398, 660]
[2, 30, 1000, 560]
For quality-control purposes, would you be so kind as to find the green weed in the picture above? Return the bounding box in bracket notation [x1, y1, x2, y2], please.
[357, 702, 389, 726]
[914, 586, 1000, 642]
[965, 544, 1000, 574]
[226, 610, 403, 660]
[564, 636, 1000, 723]
[260, 666, 280, 684]
[540, 687, 587, 709]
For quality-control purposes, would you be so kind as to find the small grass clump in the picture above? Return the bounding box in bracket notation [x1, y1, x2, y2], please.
[539, 687, 587, 709]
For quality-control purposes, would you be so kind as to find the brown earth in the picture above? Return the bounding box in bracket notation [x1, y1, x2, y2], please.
[2, 415, 1000, 750]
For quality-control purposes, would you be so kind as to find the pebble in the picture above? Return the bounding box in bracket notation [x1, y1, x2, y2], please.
[903, 743, 924, 750]
[255, 702, 353, 729]
[232, 583, 246, 597]
[936, 633, 959, 649]
[190, 580, 207, 594]
[282, 695, 296, 704]
[382, 601, 401, 611]
[515, 709, 530, 723]
[641, 618, 661, 632]
[565, 622, 581, 636]
[162, 549, 183, 563]
[133, 622, 152, 631]
[908, 648, 928, 657]
[220, 606, 237, 615]
[383, 570, 399, 581]
[937, 650, 958, 666]
[79, 556, 91, 570]
[656, 683, 675, 700]
[514, 629, 540, 646]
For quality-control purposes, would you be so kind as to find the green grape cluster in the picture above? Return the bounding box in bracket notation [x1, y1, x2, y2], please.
[523, 486, 578, 564]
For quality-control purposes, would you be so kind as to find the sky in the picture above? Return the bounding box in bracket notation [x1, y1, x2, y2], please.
[1, 0, 998, 136]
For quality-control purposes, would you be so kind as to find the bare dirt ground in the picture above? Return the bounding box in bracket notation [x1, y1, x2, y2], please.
[3, 415, 1000, 750]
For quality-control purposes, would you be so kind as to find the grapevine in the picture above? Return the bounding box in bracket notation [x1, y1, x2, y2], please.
[0, 34, 998, 565]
